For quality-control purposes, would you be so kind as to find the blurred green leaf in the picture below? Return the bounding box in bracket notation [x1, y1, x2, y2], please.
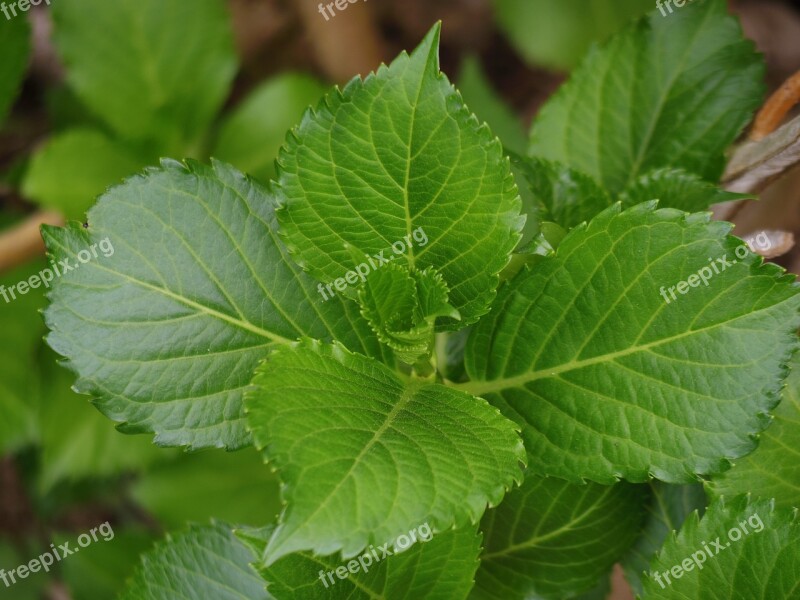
[56, 529, 155, 600]
[213, 74, 326, 182]
[37, 349, 168, 493]
[619, 168, 751, 212]
[0, 15, 30, 126]
[52, 0, 237, 154]
[0, 261, 47, 453]
[0, 540, 51, 599]
[131, 448, 281, 529]
[23, 129, 145, 219]
[458, 57, 527, 155]
[494, 0, 652, 70]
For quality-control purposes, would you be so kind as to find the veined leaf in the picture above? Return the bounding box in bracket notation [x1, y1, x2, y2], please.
[513, 156, 611, 229]
[621, 482, 706, 596]
[472, 474, 645, 600]
[119, 522, 269, 600]
[707, 357, 800, 510]
[462, 202, 800, 484]
[238, 523, 481, 600]
[529, 0, 765, 194]
[52, 0, 237, 154]
[0, 16, 29, 125]
[619, 168, 751, 214]
[245, 340, 525, 564]
[275, 24, 524, 330]
[642, 497, 800, 599]
[43, 159, 389, 450]
[359, 264, 459, 364]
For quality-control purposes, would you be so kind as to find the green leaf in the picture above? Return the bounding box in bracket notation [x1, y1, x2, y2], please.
[619, 168, 751, 213]
[38, 348, 168, 492]
[43, 159, 390, 451]
[0, 261, 47, 452]
[472, 474, 646, 600]
[621, 482, 706, 596]
[57, 529, 155, 600]
[52, 0, 237, 153]
[462, 202, 800, 484]
[0, 15, 29, 126]
[513, 156, 611, 229]
[457, 57, 527, 155]
[359, 264, 459, 364]
[213, 73, 327, 182]
[707, 357, 800, 510]
[529, 0, 765, 194]
[642, 496, 800, 599]
[245, 339, 525, 564]
[22, 129, 145, 219]
[119, 522, 269, 600]
[275, 24, 524, 330]
[239, 523, 481, 600]
[131, 448, 281, 529]
[494, 0, 652, 71]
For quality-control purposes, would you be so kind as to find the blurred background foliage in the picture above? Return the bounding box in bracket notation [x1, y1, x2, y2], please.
[2, 0, 800, 598]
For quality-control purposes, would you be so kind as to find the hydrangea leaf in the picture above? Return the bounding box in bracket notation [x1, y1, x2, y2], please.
[513, 156, 611, 229]
[0, 15, 29, 125]
[359, 264, 459, 364]
[619, 168, 752, 213]
[119, 522, 269, 600]
[642, 497, 800, 599]
[275, 24, 524, 330]
[52, 0, 237, 154]
[462, 202, 800, 484]
[707, 357, 800, 510]
[621, 482, 707, 596]
[529, 0, 765, 194]
[472, 474, 646, 599]
[238, 523, 481, 600]
[245, 340, 525, 564]
[42, 159, 390, 451]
